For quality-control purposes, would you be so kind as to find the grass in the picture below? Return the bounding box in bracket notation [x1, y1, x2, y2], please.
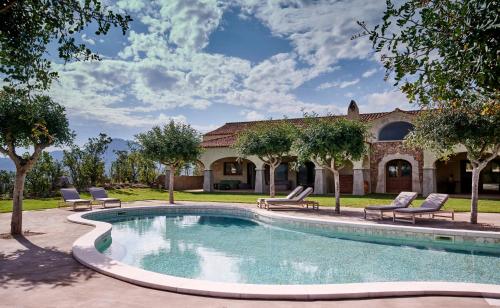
[1, 188, 499, 214]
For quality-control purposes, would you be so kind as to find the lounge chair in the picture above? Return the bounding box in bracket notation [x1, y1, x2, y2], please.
[263, 187, 318, 210]
[89, 187, 122, 208]
[393, 193, 453, 224]
[59, 188, 92, 210]
[364, 191, 418, 219]
[257, 186, 304, 208]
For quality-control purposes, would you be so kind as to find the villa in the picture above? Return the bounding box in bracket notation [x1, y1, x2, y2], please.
[199, 100, 500, 196]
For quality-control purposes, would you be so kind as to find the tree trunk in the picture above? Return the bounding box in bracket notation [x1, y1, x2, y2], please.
[333, 169, 340, 214]
[269, 164, 276, 197]
[169, 165, 175, 204]
[11, 169, 27, 235]
[470, 164, 482, 224]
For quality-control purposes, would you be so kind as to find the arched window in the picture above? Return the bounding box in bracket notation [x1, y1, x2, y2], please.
[378, 121, 414, 141]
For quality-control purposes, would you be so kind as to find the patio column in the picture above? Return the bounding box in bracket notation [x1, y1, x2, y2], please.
[352, 169, 365, 196]
[422, 168, 437, 197]
[203, 169, 213, 192]
[313, 167, 327, 195]
[254, 168, 266, 194]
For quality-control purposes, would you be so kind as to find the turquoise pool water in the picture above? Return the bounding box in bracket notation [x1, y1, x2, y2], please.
[101, 214, 500, 285]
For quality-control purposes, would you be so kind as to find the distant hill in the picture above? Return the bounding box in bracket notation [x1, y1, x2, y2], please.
[0, 138, 133, 173]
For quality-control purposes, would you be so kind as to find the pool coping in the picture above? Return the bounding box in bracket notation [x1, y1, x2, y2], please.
[67, 204, 500, 300]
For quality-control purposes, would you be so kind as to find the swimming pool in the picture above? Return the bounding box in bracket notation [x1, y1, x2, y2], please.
[69, 205, 500, 299]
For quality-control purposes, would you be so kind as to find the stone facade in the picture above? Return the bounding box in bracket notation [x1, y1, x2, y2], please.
[370, 141, 423, 194]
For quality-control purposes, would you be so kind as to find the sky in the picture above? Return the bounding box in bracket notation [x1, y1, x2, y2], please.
[47, 0, 415, 145]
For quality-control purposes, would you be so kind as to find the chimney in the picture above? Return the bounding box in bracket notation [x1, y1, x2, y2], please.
[347, 100, 360, 120]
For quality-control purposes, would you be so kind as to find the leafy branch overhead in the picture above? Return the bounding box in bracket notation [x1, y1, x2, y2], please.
[355, 0, 499, 106]
[0, 0, 132, 90]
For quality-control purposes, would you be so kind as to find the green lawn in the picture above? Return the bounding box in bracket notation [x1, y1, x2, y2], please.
[0, 188, 499, 213]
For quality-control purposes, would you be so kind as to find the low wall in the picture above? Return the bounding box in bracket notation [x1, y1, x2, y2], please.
[174, 176, 203, 190]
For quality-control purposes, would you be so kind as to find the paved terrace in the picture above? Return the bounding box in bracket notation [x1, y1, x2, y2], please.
[1, 201, 499, 308]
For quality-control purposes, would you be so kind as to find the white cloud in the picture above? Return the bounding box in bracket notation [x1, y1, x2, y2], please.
[81, 34, 95, 45]
[240, 109, 265, 121]
[362, 68, 377, 78]
[359, 90, 412, 112]
[317, 78, 360, 90]
[50, 0, 389, 134]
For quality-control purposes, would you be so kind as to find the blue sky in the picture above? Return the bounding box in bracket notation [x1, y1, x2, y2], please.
[46, 0, 414, 145]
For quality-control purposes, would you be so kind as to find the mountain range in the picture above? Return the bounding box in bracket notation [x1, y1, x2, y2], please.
[0, 138, 132, 173]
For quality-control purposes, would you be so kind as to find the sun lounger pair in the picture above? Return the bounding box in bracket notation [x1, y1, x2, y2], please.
[258, 186, 318, 210]
[59, 187, 121, 210]
[364, 192, 453, 224]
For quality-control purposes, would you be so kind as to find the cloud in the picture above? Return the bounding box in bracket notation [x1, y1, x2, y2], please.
[317, 78, 360, 90]
[240, 109, 265, 121]
[81, 34, 95, 45]
[359, 90, 412, 112]
[362, 68, 377, 78]
[48, 0, 390, 136]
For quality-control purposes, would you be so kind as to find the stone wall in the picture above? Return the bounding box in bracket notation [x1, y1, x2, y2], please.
[174, 176, 204, 190]
[370, 141, 423, 193]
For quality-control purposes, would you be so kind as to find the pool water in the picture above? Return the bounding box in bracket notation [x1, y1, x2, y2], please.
[102, 214, 500, 285]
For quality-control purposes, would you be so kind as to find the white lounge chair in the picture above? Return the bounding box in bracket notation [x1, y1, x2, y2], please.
[364, 191, 418, 219]
[257, 186, 304, 208]
[59, 188, 92, 210]
[393, 193, 452, 224]
[89, 187, 122, 208]
[263, 187, 318, 210]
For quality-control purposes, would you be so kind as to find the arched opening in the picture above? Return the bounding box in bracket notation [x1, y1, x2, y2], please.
[378, 121, 414, 141]
[436, 153, 500, 194]
[296, 161, 315, 188]
[386, 159, 412, 193]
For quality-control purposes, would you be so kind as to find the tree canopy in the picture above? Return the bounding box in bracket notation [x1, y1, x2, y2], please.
[0, 0, 131, 90]
[406, 102, 499, 223]
[136, 121, 202, 203]
[63, 133, 111, 189]
[357, 0, 499, 107]
[0, 90, 73, 166]
[0, 89, 72, 234]
[234, 121, 296, 197]
[295, 116, 368, 213]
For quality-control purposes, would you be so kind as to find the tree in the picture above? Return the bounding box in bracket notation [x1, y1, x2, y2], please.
[406, 101, 499, 224]
[295, 116, 368, 214]
[357, 0, 498, 107]
[111, 149, 158, 185]
[359, 0, 500, 223]
[136, 121, 202, 204]
[234, 121, 296, 197]
[0, 170, 14, 198]
[0, 0, 131, 90]
[63, 133, 111, 189]
[25, 151, 65, 198]
[0, 90, 73, 234]
[81, 133, 112, 187]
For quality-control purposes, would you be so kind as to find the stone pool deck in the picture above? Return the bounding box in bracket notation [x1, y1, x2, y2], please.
[1, 200, 499, 308]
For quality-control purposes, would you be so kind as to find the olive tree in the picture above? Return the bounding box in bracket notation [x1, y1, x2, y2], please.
[295, 117, 368, 214]
[359, 0, 499, 223]
[63, 133, 111, 189]
[234, 121, 296, 197]
[0, 90, 73, 234]
[0, 0, 131, 90]
[406, 101, 499, 224]
[136, 121, 202, 204]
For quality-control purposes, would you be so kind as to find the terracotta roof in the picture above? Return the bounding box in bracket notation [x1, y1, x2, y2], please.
[204, 109, 421, 137]
[201, 135, 237, 148]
